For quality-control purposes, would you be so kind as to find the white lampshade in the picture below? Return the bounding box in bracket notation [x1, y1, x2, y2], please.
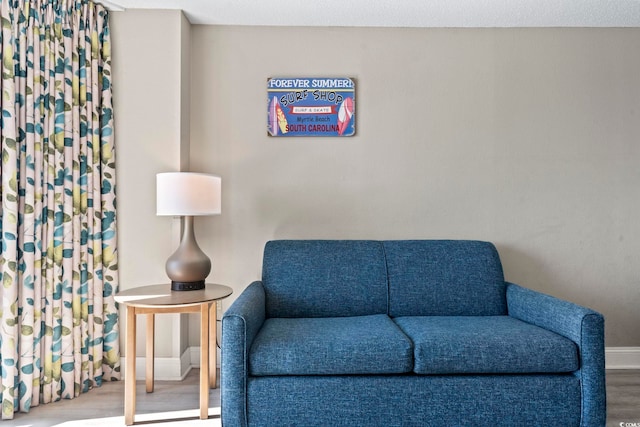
[157, 172, 222, 216]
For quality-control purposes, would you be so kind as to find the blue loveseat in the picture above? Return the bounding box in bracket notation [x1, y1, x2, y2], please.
[221, 240, 606, 426]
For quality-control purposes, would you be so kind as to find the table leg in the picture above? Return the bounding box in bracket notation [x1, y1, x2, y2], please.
[209, 302, 217, 388]
[125, 307, 136, 426]
[146, 313, 155, 393]
[200, 303, 209, 420]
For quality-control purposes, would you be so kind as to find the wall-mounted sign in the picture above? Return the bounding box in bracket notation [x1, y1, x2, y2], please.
[268, 77, 355, 137]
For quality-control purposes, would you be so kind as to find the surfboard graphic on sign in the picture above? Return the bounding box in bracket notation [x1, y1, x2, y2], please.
[267, 77, 356, 137]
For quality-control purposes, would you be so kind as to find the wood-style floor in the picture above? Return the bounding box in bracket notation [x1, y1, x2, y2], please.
[4, 368, 221, 427]
[608, 370, 640, 426]
[3, 369, 639, 426]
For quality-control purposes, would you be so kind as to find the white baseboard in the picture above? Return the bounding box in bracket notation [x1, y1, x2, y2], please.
[121, 346, 193, 380]
[189, 346, 221, 368]
[606, 347, 640, 370]
[121, 346, 219, 380]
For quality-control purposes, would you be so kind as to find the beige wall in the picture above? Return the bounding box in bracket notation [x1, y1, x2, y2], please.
[111, 13, 640, 356]
[112, 9, 191, 359]
[190, 26, 640, 347]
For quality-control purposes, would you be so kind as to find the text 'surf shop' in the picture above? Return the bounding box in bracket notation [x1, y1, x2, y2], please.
[268, 77, 355, 137]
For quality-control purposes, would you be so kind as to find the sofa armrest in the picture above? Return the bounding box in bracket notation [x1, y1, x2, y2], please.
[506, 282, 606, 427]
[221, 281, 266, 427]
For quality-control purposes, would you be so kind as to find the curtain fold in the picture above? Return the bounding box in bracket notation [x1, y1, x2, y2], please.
[0, 0, 120, 419]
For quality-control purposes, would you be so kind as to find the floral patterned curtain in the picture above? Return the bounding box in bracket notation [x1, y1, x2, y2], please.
[0, 0, 120, 419]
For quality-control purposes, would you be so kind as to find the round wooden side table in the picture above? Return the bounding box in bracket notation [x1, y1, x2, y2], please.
[115, 283, 233, 425]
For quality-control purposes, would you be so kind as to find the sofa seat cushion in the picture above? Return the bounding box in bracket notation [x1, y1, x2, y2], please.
[249, 314, 414, 376]
[394, 316, 578, 374]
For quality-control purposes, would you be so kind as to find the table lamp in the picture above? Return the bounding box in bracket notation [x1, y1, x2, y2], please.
[156, 172, 222, 291]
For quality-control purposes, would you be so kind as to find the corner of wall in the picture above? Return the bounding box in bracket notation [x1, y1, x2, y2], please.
[180, 11, 191, 172]
[112, 8, 194, 365]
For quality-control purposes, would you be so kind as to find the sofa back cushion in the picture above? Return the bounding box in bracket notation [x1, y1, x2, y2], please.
[263, 240, 388, 318]
[385, 240, 507, 316]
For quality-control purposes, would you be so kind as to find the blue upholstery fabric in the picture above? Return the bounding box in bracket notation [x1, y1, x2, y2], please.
[246, 374, 581, 427]
[506, 283, 606, 427]
[394, 315, 578, 374]
[384, 240, 507, 316]
[221, 281, 267, 427]
[262, 240, 388, 317]
[249, 314, 413, 375]
[221, 241, 607, 427]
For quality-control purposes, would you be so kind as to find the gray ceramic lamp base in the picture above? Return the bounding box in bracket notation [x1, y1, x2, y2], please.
[166, 216, 211, 291]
